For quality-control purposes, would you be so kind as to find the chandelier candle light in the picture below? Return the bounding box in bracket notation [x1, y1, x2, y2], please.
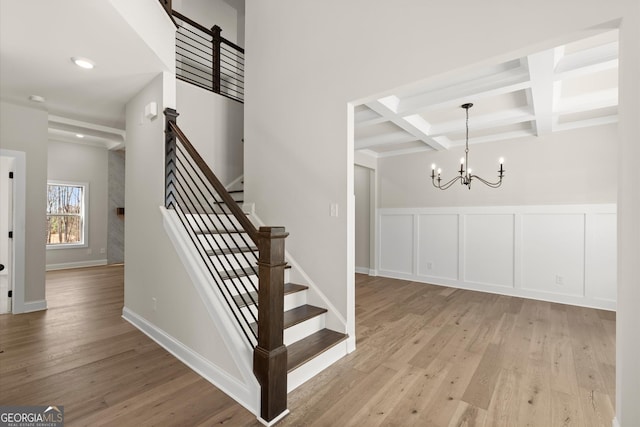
[431, 103, 505, 190]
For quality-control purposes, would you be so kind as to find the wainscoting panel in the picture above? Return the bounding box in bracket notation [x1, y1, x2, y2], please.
[585, 213, 617, 302]
[464, 214, 514, 288]
[377, 205, 616, 310]
[417, 214, 458, 279]
[379, 214, 413, 275]
[521, 214, 585, 296]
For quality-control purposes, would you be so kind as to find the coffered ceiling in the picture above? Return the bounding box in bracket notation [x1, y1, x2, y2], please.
[355, 29, 619, 158]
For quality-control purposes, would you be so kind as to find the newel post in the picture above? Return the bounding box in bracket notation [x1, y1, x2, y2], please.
[164, 108, 179, 209]
[253, 226, 289, 422]
[211, 25, 222, 94]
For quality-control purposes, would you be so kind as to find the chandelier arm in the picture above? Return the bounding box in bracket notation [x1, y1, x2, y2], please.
[469, 174, 504, 188]
[432, 175, 463, 190]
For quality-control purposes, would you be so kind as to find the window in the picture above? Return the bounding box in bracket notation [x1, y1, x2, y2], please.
[46, 182, 88, 248]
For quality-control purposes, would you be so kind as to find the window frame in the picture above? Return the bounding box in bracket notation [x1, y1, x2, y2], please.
[46, 180, 89, 250]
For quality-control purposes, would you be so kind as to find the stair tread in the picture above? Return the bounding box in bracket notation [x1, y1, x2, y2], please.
[228, 190, 243, 194]
[220, 264, 291, 280]
[206, 246, 257, 256]
[249, 304, 327, 336]
[233, 283, 309, 308]
[284, 304, 327, 328]
[287, 329, 348, 372]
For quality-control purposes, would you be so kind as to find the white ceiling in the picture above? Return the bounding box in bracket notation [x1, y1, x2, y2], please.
[0, 0, 169, 147]
[355, 29, 619, 158]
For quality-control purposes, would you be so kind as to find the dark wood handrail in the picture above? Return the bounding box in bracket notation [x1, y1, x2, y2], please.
[172, 10, 245, 54]
[167, 119, 259, 244]
[158, 0, 178, 28]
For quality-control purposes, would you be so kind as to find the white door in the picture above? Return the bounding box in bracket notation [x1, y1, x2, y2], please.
[0, 156, 14, 314]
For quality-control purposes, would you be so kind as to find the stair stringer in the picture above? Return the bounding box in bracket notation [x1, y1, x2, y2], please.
[243, 203, 356, 391]
[160, 206, 261, 415]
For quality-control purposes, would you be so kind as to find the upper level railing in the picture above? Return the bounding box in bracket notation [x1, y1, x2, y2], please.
[164, 109, 286, 422]
[173, 11, 245, 103]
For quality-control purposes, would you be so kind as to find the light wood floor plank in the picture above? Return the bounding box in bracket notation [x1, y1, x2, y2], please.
[0, 267, 616, 426]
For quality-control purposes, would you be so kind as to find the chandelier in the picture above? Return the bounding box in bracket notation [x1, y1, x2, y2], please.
[431, 103, 505, 190]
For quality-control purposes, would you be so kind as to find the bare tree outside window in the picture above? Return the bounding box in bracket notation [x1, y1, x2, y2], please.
[46, 183, 85, 245]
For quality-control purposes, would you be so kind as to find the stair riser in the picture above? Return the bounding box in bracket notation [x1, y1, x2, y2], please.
[197, 233, 253, 249]
[210, 254, 257, 271]
[288, 340, 349, 393]
[186, 214, 241, 231]
[220, 269, 290, 296]
[239, 289, 308, 319]
[284, 313, 325, 346]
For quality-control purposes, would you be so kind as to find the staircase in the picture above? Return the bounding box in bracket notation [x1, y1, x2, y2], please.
[191, 183, 348, 377]
[162, 110, 349, 424]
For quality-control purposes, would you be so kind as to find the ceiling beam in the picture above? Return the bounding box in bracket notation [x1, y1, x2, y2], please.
[397, 66, 531, 116]
[555, 42, 618, 79]
[365, 100, 449, 150]
[526, 48, 558, 136]
[355, 130, 418, 150]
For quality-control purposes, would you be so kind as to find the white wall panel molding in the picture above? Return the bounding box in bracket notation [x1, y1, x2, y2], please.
[378, 204, 616, 310]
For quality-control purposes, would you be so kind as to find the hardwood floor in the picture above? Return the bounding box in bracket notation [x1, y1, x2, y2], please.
[0, 267, 615, 426]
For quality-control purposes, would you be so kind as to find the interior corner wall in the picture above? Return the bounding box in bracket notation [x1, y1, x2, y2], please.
[379, 124, 618, 208]
[0, 101, 47, 308]
[108, 150, 125, 264]
[123, 72, 242, 380]
[46, 141, 109, 269]
[243, 0, 628, 345]
[176, 80, 244, 185]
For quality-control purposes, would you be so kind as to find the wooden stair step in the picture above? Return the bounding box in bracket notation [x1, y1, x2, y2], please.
[220, 264, 290, 280]
[206, 246, 257, 256]
[233, 282, 309, 308]
[287, 329, 348, 372]
[284, 304, 327, 328]
[250, 304, 327, 336]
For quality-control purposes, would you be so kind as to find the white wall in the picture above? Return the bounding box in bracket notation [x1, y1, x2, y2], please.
[379, 124, 617, 208]
[616, 2, 640, 426]
[173, 0, 242, 45]
[0, 101, 48, 309]
[123, 71, 248, 392]
[354, 165, 370, 272]
[244, 2, 639, 425]
[378, 204, 616, 310]
[46, 141, 109, 270]
[176, 80, 244, 185]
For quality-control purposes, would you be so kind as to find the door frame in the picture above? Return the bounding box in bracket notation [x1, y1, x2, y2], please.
[0, 149, 26, 313]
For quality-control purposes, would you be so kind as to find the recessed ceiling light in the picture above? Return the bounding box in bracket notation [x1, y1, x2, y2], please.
[28, 95, 46, 103]
[71, 57, 95, 69]
[76, 134, 85, 138]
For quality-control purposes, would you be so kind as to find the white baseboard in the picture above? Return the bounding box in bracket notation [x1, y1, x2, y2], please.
[257, 410, 290, 427]
[378, 269, 617, 311]
[23, 299, 47, 313]
[355, 266, 371, 275]
[122, 307, 257, 415]
[46, 259, 107, 271]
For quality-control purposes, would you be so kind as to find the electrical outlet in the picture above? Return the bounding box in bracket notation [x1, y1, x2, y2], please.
[330, 203, 339, 217]
[100, 248, 106, 254]
[426, 262, 433, 271]
[152, 297, 157, 311]
[555, 275, 564, 285]
[87, 248, 92, 255]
